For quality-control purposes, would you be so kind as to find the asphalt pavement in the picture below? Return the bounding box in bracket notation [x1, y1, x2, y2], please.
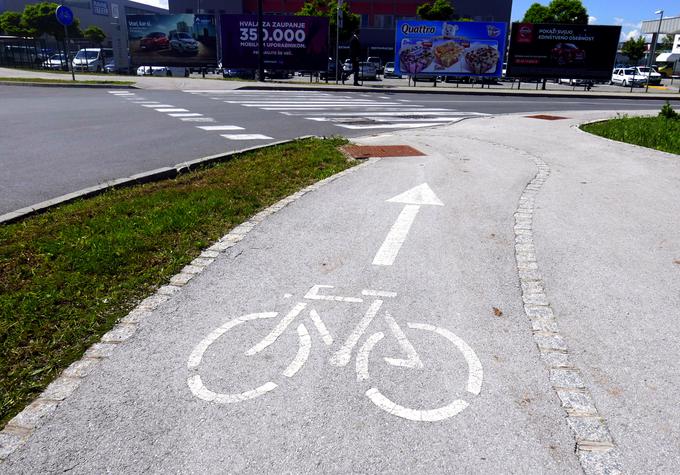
[1, 83, 678, 216]
[3, 109, 679, 473]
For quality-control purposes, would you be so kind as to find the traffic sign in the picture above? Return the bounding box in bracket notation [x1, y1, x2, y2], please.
[55, 5, 74, 27]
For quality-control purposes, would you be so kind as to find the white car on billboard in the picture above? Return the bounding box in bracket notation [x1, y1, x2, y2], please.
[169, 32, 199, 54]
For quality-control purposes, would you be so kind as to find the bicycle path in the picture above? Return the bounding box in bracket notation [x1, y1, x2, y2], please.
[3, 109, 679, 473]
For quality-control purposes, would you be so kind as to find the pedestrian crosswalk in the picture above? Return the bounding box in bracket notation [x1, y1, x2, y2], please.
[183, 90, 488, 130]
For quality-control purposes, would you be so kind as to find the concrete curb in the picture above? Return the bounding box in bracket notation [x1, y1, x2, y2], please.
[0, 136, 314, 225]
[0, 155, 378, 463]
[239, 82, 676, 101]
[0, 80, 136, 89]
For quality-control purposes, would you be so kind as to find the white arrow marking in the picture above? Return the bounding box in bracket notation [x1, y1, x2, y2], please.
[372, 184, 443, 266]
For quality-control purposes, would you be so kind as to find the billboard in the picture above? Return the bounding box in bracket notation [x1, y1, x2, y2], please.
[394, 21, 507, 77]
[127, 14, 217, 67]
[220, 15, 329, 71]
[92, 0, 109, 16]
[506, 23, 621, 80]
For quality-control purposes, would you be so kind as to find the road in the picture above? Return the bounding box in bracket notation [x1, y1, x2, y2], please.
[3, 110, 679, 473]
[1, 84, 678, 215]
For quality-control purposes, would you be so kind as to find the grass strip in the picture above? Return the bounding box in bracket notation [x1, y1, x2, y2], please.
[0, 76, 134, 85]
[0, 137, 354, 427]
[581, 115, 680, 155]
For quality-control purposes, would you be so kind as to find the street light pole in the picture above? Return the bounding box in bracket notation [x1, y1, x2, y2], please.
[646, 9, 664, 93]
[257, 0, 265, 82]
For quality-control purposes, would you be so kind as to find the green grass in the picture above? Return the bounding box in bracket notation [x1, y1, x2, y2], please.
[581, 115, 680, 155]
[0, 137, 354, 428]
[0, 76, 134, 85]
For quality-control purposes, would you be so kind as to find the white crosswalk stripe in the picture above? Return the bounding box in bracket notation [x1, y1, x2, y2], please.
[184, 90, 487, 130]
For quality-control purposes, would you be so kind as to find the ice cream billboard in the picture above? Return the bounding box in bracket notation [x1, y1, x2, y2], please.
[506, 23, 621, 80]
[127, 14, 218, 67]
[394, 21, 507, 77]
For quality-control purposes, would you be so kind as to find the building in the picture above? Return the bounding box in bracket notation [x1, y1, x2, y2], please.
[0, 0, 167, 69]
[168, 0, 513, 60]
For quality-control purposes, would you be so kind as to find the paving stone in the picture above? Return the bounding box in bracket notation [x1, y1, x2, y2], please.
[578, 447, 623, 475]
[190, 257, 214, 267]
[200, 250, 220, 259]
[170, 273, 194, 286]
[567, 416, 614, 444]
[84, 342, 118, 359]
[534, 334, 568, 351]
[62, 358, 100, 379]
[7, 399, 59, 430]
[550, 368, 586, 389]
[138, 294, 170, 310]
[530, 317, 560, 333]
[120, 308, 153, 324]
[157, 285, 182, 295]
[556, 389, 598, 415]
[524, 305, 554, 319]
[0, 431, 27, 460]
[539, 350, 573, 368]
[522, 292, 549, 306]
[181, 264, 204, 275]
[41, 377, 82, 401]
[101, 324, 137, 343]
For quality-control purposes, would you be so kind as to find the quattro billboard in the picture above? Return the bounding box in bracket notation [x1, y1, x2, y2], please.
[127, 14, 218, 67]
[506, 23, 621, 80]
[394, 21, 507, 77]
[220, 15, 329, 71]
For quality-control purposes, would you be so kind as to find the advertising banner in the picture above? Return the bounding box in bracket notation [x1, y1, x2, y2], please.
[220, 15, 329, 71]
[92, 0, 109, 16]
[506, 23, 621, 80]
[394, 21, 507, 77]
[127, 14, 217, 67]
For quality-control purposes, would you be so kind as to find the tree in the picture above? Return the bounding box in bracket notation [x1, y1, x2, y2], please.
[621, 36, 646, 65]
[417, 0, 454, 21]
[548, 0, 587, 24]
[659, 34, 674, 52]
[22, 2, 82, 41]
[0, 11, 31, 37]
[521, 0, 588, 25]
[84, 25, 106, 71]
[297, 0, 360, 46]
[522, 3, 551, 23]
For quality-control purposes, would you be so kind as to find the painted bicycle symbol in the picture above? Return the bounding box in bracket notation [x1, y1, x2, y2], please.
[187, 285, 483, 422]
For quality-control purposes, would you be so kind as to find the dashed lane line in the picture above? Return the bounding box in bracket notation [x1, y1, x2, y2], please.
[220, 134, 273, 140]
[196, 125, 245, 131]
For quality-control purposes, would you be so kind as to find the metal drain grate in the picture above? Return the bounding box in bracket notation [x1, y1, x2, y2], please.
[342, 145, 426, 159]
[525, 114, 569, 121]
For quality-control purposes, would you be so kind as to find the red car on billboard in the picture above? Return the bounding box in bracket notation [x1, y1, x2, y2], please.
[550, 42, 585, 65]
[140, 32, 169, 50]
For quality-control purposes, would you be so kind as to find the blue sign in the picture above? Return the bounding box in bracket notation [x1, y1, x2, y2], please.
[394, 20, 507, 77]
[92, 0, 109, 16]
[55, 5, 74, 27]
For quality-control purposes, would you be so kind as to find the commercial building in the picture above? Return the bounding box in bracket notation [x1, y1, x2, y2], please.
[0, 0, 167, 69]
[168, 0, 513, 60]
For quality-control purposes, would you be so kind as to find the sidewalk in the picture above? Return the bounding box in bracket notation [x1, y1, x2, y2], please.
[1, 66, 677, 99]
[1, 110, 679, 474]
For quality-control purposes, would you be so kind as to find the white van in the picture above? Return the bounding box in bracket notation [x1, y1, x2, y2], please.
[72, 48, 113, 72]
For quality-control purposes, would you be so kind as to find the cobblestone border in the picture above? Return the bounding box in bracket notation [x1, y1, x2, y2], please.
[0, 157, 378, 462]
[514, 152, 623, 474]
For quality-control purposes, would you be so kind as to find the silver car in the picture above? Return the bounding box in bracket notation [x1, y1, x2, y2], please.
[169, 32, 199, 55]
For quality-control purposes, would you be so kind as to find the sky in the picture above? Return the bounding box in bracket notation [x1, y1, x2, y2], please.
[510, 0, 680, 41]
[138, 1, 679, 41]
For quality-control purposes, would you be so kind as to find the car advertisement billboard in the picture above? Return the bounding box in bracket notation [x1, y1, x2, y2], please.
[506, 23, 621, 80]
[220, 15, 329, 71]
[394, 20, 507, 77]
[127, 14, 217, 67]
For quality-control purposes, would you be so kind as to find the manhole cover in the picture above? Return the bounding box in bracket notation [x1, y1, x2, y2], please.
[525, 114, 569, 120]
[342, 145, 426, 159]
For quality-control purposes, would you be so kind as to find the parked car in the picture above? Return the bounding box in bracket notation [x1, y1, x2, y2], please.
[140, 32, 169, 50]
[632, 66, 662, 86]
[104, 58, 117, 73]
[72, 48, 113, 72]
[137, 65, 189, 77]
[357, 62, 378, 80]
[366, 56, 384, 74]
[320, 59, 350, 81]
[610, 68, 647, 87]
[342, 59, 352, 74]
[551, 43, 585, 65]
[169, 32, 199, 54]
[558, 78, 591, 86]
[42, 53, 68, 70]
[222, 68, 256, 80]
[383, 61, 402, 79]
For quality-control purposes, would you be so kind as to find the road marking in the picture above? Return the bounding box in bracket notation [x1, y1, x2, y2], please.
[156, 108, 189, 112]
[304, 284, 363, 303]
[330, 299, 383, 367]
[287, 110, 452, 116]
[246, 302, 306, 355]
[356, 332, 384, 381]
[169, 113, 203, 117]
[220, 134, 273, 140]
[180, 117, 215, 122]
[383, 312, 423, 369]
[337, 123, 447, 129]
[188, 375, 277, 403]
[132, 101, 160, 104]
[282, 324, 311, 377]
[365, 388, 469, 422]
[373, 184, 443, 266]
[361, 289, 397, 298]
[141, 104, 174, 108]
[309, 309, 333, 345]
[196, 125, 245, 131]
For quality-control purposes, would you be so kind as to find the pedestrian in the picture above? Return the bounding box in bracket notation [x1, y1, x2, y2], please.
[350, 30, 361, 86]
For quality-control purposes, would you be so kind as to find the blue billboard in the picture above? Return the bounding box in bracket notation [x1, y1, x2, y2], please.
[394, 21, 507, 77]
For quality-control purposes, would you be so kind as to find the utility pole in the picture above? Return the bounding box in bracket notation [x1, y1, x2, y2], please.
[336, 0, 343, 84]
[646, 10, 664, 93]
[257, 0, 265, 82]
